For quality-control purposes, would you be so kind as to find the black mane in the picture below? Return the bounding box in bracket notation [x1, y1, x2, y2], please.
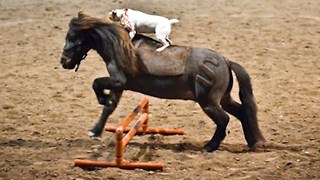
[69, 12, 139, 76]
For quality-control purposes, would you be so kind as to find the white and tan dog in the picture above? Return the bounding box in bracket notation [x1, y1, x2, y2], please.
[109, 8, 179, 52]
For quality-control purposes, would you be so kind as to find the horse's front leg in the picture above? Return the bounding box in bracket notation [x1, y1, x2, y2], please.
[89, 77, 124, 137]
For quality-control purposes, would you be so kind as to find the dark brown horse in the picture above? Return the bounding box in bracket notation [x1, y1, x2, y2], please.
[60, 12, 265, 152]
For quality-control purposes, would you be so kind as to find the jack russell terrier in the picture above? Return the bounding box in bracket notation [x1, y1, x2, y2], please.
[109, 8, 179, 52]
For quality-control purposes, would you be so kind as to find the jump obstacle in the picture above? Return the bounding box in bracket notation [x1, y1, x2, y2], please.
[74, 97, 184, 171]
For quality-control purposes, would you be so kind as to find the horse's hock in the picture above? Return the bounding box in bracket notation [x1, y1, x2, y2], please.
[74, 97, 184, 171]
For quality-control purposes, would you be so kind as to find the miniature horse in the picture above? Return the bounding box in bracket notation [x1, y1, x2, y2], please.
[60, 12, 265, 152]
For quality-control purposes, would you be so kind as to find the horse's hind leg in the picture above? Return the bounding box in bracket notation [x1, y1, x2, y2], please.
[221, 94, 262, 149]
[200, 103, 230, 152]
[225, 61, 266, 150]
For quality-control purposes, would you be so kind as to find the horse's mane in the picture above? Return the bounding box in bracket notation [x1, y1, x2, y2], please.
[69, 11, 139, 76]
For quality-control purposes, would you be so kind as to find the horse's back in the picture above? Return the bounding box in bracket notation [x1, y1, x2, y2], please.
[133, 35, 192, 76]
[132, 35, 229, 80]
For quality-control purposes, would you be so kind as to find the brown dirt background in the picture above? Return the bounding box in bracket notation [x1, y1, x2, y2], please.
[0, 0, 319, 179]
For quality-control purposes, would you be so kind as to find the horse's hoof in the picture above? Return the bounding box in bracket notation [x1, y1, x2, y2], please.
[204, 143, 218, 152]
[248, 140, 267, 151]
[88, 131, 95, 137]
[88, 131, 101, 137]
[256, 140, 267, 147]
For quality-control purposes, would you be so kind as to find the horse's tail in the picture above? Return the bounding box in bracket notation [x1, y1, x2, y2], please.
[229, 61, 266, 146]
[169, 18, 179, 24]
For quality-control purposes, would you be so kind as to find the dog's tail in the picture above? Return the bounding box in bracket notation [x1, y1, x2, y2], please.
[169, 18, 179, 24]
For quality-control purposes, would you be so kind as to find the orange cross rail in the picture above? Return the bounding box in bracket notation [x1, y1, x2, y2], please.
[74, 97, 184, 171]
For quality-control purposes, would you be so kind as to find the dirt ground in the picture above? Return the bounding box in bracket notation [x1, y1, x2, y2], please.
[0, 0, 319, 179]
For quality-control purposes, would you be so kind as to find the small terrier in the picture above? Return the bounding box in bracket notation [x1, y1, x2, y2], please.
[109, 8, 179, 52]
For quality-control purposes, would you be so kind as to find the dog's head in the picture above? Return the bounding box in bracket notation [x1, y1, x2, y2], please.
[108, 9, 125, 21]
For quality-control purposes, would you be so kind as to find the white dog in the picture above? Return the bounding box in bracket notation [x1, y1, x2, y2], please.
[109, 8, 179, 52]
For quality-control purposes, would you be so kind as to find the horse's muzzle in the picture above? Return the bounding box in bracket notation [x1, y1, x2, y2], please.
[60, 54, 76, 69]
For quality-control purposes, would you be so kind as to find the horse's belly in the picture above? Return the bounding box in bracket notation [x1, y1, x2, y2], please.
[126, 73, 195, 100]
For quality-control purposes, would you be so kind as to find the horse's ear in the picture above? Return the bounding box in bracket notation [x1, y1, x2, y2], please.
[70, 11, 90, 30]
[78, 11, 87, 19]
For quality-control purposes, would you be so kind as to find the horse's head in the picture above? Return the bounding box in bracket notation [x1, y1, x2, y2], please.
[60, 27, 90, 71]
[60, 12, 96, 71]
[60, 12, 139, 75]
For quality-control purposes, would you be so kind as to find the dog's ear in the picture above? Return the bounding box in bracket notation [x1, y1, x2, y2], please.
[109, 10, 116, 21]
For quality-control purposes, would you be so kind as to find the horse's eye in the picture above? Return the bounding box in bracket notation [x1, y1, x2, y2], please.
[74, 41, 83, 51]
[64, 40, 81, 51]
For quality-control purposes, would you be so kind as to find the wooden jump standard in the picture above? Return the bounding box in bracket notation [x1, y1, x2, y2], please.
[74, 97, 184, 171]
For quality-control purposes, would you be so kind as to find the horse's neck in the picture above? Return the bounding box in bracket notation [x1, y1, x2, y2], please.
[94, 33, 140, 77]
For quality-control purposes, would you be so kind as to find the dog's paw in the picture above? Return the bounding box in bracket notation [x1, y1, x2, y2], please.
[156, 47, 165, 52]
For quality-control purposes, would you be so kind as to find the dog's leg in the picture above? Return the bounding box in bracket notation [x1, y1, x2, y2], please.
[156, 39, 170, 52]
[156, 34, 170, 52]
[155, 24, 172, 52]
[166, 36, 172, 45]
[129, 30, 136, 39]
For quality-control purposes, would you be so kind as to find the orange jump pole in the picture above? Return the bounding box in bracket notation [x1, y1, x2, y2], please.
[74, 97, 184, 171]
[105, 126, 185, 135]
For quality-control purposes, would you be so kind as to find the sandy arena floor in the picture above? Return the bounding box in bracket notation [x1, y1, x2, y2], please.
[0, 0, 319, 179]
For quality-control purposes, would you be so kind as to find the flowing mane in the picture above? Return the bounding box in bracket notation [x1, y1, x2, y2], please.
[69, 11, 139, 76]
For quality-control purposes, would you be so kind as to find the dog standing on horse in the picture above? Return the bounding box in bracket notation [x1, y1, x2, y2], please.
[109, 8, 179, 52]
